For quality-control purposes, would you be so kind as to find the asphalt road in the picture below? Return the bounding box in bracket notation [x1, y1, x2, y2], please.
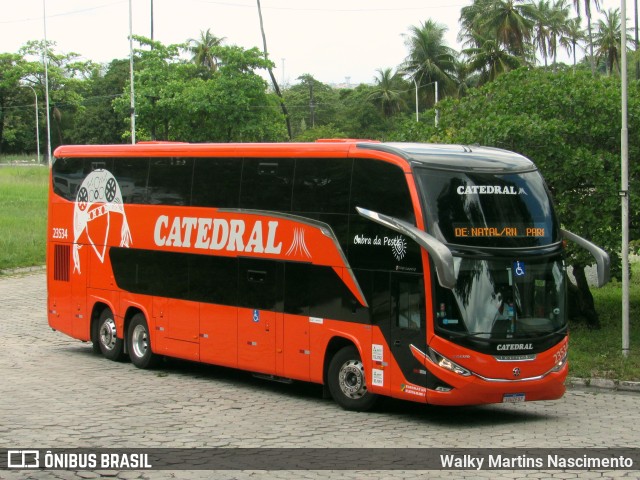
[1, 272, 638, 479]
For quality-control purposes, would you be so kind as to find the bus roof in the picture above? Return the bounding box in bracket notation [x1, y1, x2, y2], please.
[355, 142, 536, 173]
[54, 140, 536, 173]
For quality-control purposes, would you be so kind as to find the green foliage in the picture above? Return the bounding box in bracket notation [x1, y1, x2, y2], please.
[393, 68, 640, 276]
[113, 37, 287, 142]
[293, 124, 347, 142]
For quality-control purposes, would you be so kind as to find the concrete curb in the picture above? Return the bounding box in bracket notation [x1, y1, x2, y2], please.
[567, 377, 640, 393]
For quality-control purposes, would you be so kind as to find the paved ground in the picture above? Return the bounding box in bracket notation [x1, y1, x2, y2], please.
[1, 272, 638, 479]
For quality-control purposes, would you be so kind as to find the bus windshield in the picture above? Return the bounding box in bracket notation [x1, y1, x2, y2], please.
[415, 168, 559, 248]
[433, 255, 567, 339]
[415, 167, 567, 342]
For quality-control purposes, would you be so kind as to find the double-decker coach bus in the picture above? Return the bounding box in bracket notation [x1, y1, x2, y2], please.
[47, 141, 609, 410]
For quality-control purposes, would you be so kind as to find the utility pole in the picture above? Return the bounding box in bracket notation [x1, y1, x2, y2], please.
[621, 0, 630, 357]
[129, 0, 136, 144]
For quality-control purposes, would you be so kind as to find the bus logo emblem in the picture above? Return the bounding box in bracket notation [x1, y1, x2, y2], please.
[389, 235, 407, 261]
[513, 367, 521, 377]
[72, 169, 132, 274]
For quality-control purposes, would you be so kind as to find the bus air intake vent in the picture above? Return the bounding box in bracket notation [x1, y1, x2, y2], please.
[54, 244, 71, 281]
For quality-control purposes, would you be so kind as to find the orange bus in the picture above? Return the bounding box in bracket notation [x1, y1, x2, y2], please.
[47, 141, 609, 410]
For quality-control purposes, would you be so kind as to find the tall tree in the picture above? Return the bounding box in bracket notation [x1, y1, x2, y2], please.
[0, 53, 26, 154]
[188, 29, 225, 72]
[403, 19, 457, 101]
[478, 0, 536, 59]
[256, 0, 292, 139]
[546, 0, 571, 66]
[531, 0, 553, 66]
[463, 34, 523, 83]
[561, 17, 586, 70]
[571, 0, 601, 74]
[593, 8, 631, 75]
[368, 68, 406, 118]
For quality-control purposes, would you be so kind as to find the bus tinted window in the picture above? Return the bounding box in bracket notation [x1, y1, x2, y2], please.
[351, 159, 414, 222]
[53, 158, 116, 201]
[416, 168, 559, 247]
[52, 157, 87, 201]
[192, 158, 242, 208]
[148, 158, 193, 206]
[110, 248, 189, 298]
[240, 158, 294, 211]
[238, 258, 284, 312]
[189, 255, 238, 306]
[292, 158, 351, 214]
[112, 158, 150, 204]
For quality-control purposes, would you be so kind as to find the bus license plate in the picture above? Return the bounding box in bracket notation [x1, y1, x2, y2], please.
[503, 393, 526, 403]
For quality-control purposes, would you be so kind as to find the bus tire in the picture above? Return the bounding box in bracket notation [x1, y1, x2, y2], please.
[327, 345, 378, 411]
[127, 313, 159, 369]
[97, 308, 125, 361]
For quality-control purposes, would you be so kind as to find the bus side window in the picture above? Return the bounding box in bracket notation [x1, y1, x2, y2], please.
[240, 158, 294, 212]
[393, 275, 424, 331]
[112, 157, 150, 204]
[238, 259, 284, 312]
[192, 158, 242, 208]
[350, 159, 415, 223]
[292, 158, 351, 214]
[148, 157, 193, 206]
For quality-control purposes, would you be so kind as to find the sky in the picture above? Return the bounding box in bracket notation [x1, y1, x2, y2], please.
[0, 0, 628, 86]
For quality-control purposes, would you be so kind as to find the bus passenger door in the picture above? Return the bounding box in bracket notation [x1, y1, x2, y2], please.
[237, 260, 283, 376]
[388, 273, 428, 400]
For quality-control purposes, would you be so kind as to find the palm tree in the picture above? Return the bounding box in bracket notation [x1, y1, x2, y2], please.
[531, 0, 553, 66]
[593, 8, 631, 75]
[188, 29, 225, 71]
[480, 0, 536, 58]
[402, 19, 457, 99]
[463, 33, 523, 83]
[570, 0, 601, 74]
[547, 1, 571, 66]
[368, 68, 406, 118]
[459, 0, 536, 64]
[560, 17, 586, 70]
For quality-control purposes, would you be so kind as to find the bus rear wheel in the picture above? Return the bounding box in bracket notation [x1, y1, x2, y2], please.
[127, 313, 159, 369]
[97, 308, 125, 361]
[328, 346, 377, 411]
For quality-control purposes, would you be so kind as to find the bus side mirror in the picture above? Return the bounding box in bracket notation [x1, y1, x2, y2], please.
[560, 229, 610, 287]
[356, 207, 456, 290]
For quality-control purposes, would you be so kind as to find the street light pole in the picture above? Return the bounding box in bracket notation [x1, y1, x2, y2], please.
[23, 85, 41, 163]
[42, 0, 52, 166]
[129, 0, 136, 144]
[413, 77, 419, 122]
[621, 0, 630, 357]
[435, 81, 439, 127]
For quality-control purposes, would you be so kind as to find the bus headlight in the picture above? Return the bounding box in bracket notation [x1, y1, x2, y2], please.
[428, 348, 471, 377]
[551, 351, 568, 373]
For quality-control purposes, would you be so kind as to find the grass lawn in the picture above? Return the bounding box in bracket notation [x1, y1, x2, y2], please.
[0, 166, 49, 270]
[0, 163, 638, 381]
[568, 261, 640, 381]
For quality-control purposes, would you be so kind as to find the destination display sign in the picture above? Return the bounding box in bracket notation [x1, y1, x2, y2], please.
[453, 225, 546, 238]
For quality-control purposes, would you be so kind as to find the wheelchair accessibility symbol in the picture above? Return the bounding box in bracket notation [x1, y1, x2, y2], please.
[253, 309, 260, 322]
[514, 261, 526, 277]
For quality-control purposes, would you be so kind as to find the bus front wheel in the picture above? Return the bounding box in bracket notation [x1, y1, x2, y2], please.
[97, 308, 125, 361]
[127, 313, 159, 369]
[327, 346, 377, 411]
